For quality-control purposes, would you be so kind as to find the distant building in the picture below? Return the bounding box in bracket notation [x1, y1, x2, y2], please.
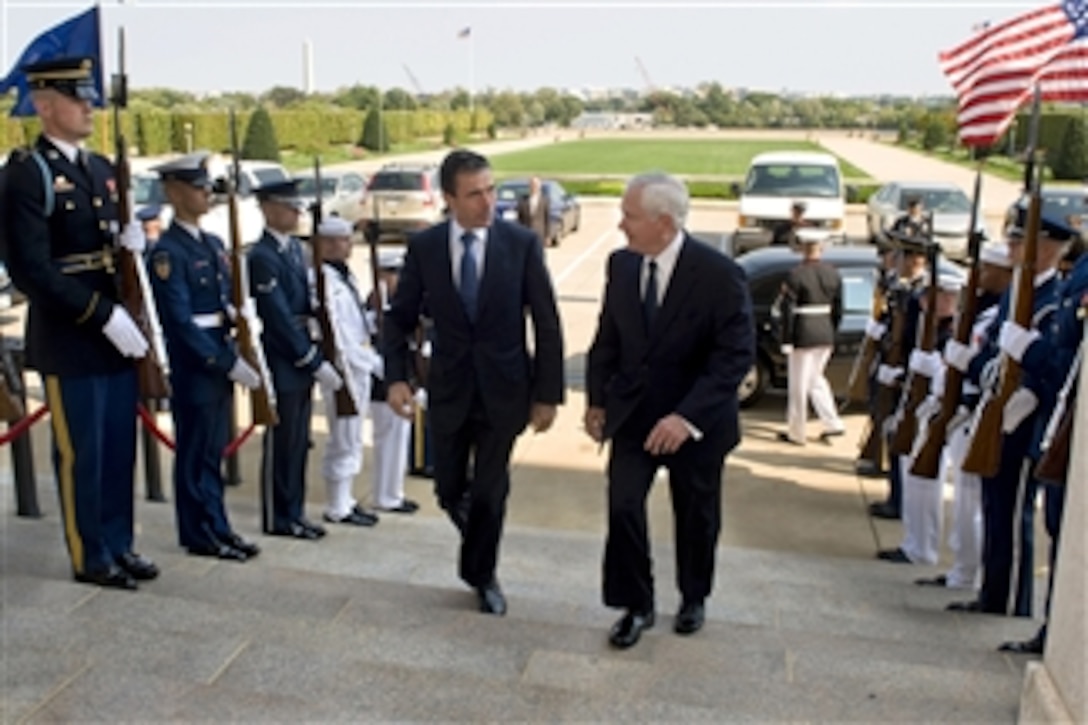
[571, 112, 653, 130]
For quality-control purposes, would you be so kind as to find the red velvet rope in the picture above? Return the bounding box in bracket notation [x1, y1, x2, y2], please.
[222, 423, 256, 459]
[136, 403, 257, 459]
[0, 405, 50, 446]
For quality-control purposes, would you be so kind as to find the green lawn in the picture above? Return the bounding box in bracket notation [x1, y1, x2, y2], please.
[489, 138, 871, 180]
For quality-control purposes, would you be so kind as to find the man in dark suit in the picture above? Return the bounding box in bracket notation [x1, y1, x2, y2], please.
[585, 172, 755, 649]
[383, 149, 565, 616]
[516, 176, 552, 247]
[248, 179, 344, 540]
[1, 57, 158, 590]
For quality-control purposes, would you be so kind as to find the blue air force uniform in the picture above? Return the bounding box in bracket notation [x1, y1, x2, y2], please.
[247, 180, 330, 537]
[147, 153, 259, 561]
[0, 57, 156, 588]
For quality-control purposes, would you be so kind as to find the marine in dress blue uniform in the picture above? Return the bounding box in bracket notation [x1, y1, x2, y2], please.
[148, 153, 261, 561]
[948, 212, 1075, 617]
[247, 179, 344, 539]
[0, 57, 158, 589]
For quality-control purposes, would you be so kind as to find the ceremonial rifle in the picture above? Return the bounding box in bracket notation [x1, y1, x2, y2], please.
[310, 158, 358, 417]
[227, 110, 278, 426]
[857, 275, 909, 468]
[111, 28, 170, 399]
[845, 267, 887, 405]
[1034, 338, 1081, 485]
[0, 335, 25, 422]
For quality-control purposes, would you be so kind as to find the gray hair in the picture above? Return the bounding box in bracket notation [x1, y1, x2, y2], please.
[626, 172, 689, 230]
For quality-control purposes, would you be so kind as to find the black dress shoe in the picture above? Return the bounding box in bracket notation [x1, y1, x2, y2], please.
[998, 635, 1045, 654]
[224, 533, 261, 558]
[776, 431, 804, 446]
[270, 522, 321, 540]
[946, 599, 983, 613]
[116, 551, 159, 581]
[324, 509, 379, 527]
[73, 565, 138, 590]
[187, 543, 248, 561]
[819, 429, 846, 443]
[476, 580, 507, 616]
[914, 574, 948, 587]
[609, 609, 655, 649]
[868, 501, 901, 520]
[380, 499, 419, 514]
[855, 459, 884, 478]
[297, 518, 327, 538]
[877, 547, 912, 563]
[674, 600, 705, 635]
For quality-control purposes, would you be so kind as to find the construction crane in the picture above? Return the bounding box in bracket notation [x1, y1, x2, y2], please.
[402, 64, 425, 96]
[635, 56, 655, 94]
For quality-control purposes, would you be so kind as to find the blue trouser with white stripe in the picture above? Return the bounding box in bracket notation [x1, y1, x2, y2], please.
[172, 391, 233, 550]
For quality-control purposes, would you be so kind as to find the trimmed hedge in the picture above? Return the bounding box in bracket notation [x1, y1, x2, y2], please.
[539, 176, 880, 203]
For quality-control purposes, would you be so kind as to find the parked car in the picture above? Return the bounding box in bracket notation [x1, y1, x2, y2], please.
[293, 170, 368, 238]
[493, 178, 581, 246]
[359, 163, 444, 242]
[732, 151, 847, 256]
[1003, 187, 1086, 232]
[736, 245, 966, 408]
[866, 181, 977, 261]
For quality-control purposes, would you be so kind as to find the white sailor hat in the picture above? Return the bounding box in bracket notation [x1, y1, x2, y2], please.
[936, 272, 964, 294]
[979, 242, 1013, 269]
[316, 216, 353, 237]
[152, 151, 213, 187]
[795, 228, 831, 245]
[377, 249, 405, 271]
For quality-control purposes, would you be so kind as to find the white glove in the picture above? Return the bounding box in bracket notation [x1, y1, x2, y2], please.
[998, 321, 1040, 364]
[102, 306, 149, 358]
[1002, 388, 1039, 433]
[876, 364, 904, 386]
[908, 349, 943, 379]
[413, 388, 428, 411]
[119, 221, 146, 254]
[360, 346, 385, 379]
[780, 344, 794, 356]
[420, 340, 433, 358]
[944, 339, 975, 373]
[226, 303, 238, 322]
[314, 360, 344, 391]
[865, 319, 887, 341]
[931, 365, 947, 399]
[228, 358, 261, 390]
[239, 299, 263, 336]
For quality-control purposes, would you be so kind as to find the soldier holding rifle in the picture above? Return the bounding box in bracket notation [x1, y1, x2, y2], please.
[0, 57, 158, 589]
[147, 152, 262, 562]
[248, 179, 344, 540]
[946, 208, 1075, 617]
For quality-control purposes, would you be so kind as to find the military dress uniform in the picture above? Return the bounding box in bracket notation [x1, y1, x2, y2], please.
[147, 153, 260, 561]
[0, 57, 157, 588]
[248, 180, 333, 538]
[774, 244, 845, 445]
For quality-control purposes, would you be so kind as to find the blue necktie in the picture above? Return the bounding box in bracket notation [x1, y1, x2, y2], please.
[460, 231, 479, 322]
[643, 258, 658, 329]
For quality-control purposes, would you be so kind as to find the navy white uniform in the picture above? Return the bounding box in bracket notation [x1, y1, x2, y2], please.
[146, 152, 259, 561]
[0, 57, 157, 588]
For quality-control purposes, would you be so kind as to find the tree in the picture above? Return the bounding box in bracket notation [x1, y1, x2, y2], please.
[1051, 118, 1087, 180]
[241, 106, 280, 161]
[360, 108, 389, 152]
[261, 85, 307, 109]
[383, 87, 417, 111]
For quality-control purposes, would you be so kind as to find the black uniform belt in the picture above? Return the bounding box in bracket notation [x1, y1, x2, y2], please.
[55, 247, 115, 275]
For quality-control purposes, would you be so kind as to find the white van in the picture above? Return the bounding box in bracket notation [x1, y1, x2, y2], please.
[733, 151, 846, 255]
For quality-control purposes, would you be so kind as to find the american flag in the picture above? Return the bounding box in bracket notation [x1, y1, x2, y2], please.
[939, 0, 1088, 147]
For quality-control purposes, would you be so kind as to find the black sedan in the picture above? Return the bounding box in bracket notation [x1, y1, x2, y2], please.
[494, 178, 581, 246]
[736, 246, 965, 408]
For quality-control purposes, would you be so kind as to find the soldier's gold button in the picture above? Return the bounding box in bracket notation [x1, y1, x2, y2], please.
[93, 198, 102, 207]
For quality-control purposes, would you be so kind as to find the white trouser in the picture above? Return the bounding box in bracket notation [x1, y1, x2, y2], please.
[787, 345, 844, 443]
[944, 416, 982, 589]
[369, 400, 411, 509]
[898, 453, 947, 566]
[320, 368, 371, 519]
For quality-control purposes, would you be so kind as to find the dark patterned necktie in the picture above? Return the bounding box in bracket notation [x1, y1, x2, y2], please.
[460, 231, 479, 322]
[643, 258, 658, 329]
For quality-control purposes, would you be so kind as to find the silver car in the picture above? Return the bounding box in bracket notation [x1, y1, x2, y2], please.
[866, 182, 977, 261]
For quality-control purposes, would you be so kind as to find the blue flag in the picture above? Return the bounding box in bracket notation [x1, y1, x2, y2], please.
[0, 6, 103, 117]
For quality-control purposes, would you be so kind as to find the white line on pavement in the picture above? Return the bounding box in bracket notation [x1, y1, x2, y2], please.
[553, 225, 620, 289]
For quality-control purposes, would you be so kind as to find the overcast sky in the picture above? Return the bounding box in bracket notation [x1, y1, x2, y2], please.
[0, 1, 1046, 98]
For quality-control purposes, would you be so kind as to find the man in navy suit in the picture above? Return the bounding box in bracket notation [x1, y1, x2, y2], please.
[383, 149, 565, 616]
[585, 172, 754, 648]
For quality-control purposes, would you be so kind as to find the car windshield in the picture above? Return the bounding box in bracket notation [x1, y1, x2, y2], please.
[901, 188, 971, 214]
[133, 175, 165, 205]
[744, 164, 840, 198]
[1042, 190, 1087, 218]
[295, 177, 338, 196]
[370, 172, 425, 191]
[497, 182, 529, 201]
[841, 270, 876, 314]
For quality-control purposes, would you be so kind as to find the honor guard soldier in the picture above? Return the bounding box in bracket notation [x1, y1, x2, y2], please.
[0, 56, 158, 589]
[136, 204, 163, 247]
[368, 248, 419, 513]
[147, 152, 262, 561]
[773, 229, 845, 445]
[313, 216, 381, 527]
[248, 179, 343, 539]
[946, 212, 1075, 617]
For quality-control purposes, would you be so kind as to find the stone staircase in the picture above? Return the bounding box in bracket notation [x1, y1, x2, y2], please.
[1, 486, 1037, 723]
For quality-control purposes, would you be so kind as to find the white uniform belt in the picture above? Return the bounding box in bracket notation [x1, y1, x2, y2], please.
[793, 305, 832, 315]
[192, 312, 226, 329]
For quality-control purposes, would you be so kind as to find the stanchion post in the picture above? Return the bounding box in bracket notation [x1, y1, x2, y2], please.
[6, 338, 40, 518]
[141, 398, 165, 501]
